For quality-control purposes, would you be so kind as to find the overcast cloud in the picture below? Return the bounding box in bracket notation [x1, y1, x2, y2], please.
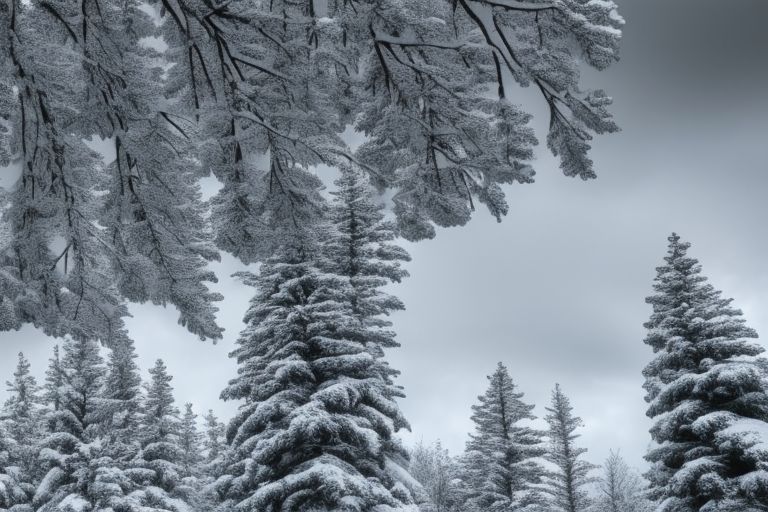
[1, 0, 767, 471]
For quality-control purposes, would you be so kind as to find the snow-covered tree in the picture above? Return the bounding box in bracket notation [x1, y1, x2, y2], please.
[0, 0, 623, 341]
[642, 233, 768, 511]
[0, 353, 40, 512]
[542, 384, 595, 512]
[219, 234, 416, 511]
[34, 338, 134, 512]
[130, 359, 191, 512]
[43, 346, 64, 413]
[594, 450, 653, 512]
[178, 403, 202, 479]
[460, 362, 546, 512]
[99, 337, 143, 464]
[3, 353, 42, 458]
[409, 441, 461, 512]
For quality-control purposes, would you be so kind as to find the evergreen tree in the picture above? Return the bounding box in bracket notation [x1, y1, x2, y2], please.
[178, 403, 203, 479]
[130, 359, 191, 512]
[542, 384, 595, 512]
[100, 337, 143, 463]
[202, 410, 226, 467]
[3, 353, 42, 457]
[34, 338, 134, 512]
[0, 354, 40, 512]
[43, 346, 64, 412]
[219, 236, 416, 511]
[642, 233, 768, 511]
[460, 363, 545, 512]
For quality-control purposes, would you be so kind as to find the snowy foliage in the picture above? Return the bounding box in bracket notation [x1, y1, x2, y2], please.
[408, 441, 461, 512]
[593, 450, 653, 512]
[0, 0, 623, 341]
[642, 234, 768, 511]
[460, 363, 546, 512]
[541, 384, 596, 512]
[218, 190, 416, 511]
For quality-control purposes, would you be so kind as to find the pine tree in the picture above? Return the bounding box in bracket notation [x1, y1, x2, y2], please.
[130, 359, 191, 512]
[34, 338, 134, 512]
[202, 410, 225, 466]
[642, 233, 768, 511]
[0, 353, 40, 512]
[178, 403, 203, 479]
[43, 346, 64, 412]
[460, 362, 545, 512]
[542, 384, 596, 512]
[219, 235, 416, 511]
[100, 337, 143, 463]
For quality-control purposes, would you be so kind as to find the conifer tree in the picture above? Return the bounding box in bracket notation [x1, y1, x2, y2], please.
[642, 233, 768, 511]
[0, 353, 40, 512]
[542, 384, 596, 512]
[100, 337, 143, 463]
[43, 346, 64, 412]
[409, 440, 461, 512]
[202, 410, 226, 467]
[34, 338, 134, 512]
[219, 234, 416, 511]
[595, 451, 653, 512]
[130, 359, 191, 512]
[178, 403, 203, 479]
[460, 362, 545, 511]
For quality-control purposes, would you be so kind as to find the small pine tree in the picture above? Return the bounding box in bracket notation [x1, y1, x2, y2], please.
[178, 403, 202, 479]
[643, 234, 768, 511]
[130, 359, 191, 512]
[542, 384, 596, 512]
[34, 338, 134, 512]
[201, 409, 226, 476]
[100, 337, 143, 463]
[460, 363, 546, 511]
[0, 353, 40, 512]
[3, 353, 42, 476]
[43, 346, 63, 412]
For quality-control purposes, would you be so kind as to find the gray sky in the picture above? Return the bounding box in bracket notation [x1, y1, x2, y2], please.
[2, 0, 768, 472]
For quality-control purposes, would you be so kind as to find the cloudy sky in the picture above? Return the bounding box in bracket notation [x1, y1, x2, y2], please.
[1, 0, 767, 471]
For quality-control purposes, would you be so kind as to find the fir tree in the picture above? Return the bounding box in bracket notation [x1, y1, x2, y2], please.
[595, 450, 653, 512]
[460, 362, 545, 512]
[34, 338, 134, 512]
[178, 403, 203, 479]
[219, 236, 416, 511]
[43, 346, 64, 412]
[100, 337, 143, 463]
[542, 384, 596, 512]
[202, 410, 226, 467]
[642, 233, 768, 511]
[0, 353, 40, 512]
[130, 359, 191, 512]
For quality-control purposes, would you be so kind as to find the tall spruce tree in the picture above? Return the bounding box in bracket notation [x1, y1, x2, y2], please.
[642, 233, 768, 511]
[219, 232, 416, 511]
[542, 384, 595, 512]
[178, 403, 203, 479]
[460, 362, 545, 512]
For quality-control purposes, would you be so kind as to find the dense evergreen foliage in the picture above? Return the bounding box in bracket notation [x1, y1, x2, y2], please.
[643, 234, 768, 511]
